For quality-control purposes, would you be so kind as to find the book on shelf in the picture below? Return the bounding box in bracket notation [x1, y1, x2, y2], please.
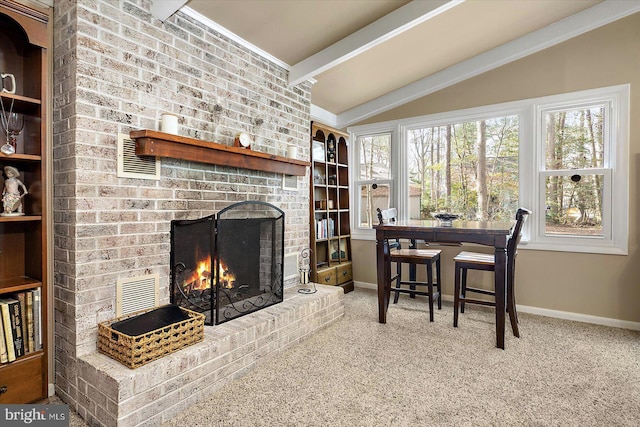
[0, 314, 8, 363]
[3, 297, 25, 358]
[316, 217, 335, 240]
[16, 292, 29, 354]
[26, 290, 35, 353]
[0, 299, 16, 362]
[33, 288, 41, 351]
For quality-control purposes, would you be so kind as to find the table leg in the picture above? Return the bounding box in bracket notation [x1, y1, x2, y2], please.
[376, 236, 390, 324]
[494, 246, 507, 349]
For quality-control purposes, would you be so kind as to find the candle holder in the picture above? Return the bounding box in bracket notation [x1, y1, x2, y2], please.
[1, 102, 23, 155]
[7, 112, 24, 148]
[297, 248, 316, 294]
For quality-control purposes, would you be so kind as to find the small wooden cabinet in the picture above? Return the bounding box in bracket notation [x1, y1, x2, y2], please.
[0, 0, 49, 403]
[309, 122, 353, 293]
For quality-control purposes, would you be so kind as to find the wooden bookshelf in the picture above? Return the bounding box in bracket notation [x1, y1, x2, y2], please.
[0, 0, 50, 404]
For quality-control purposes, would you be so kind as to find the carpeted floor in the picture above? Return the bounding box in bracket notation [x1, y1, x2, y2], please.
[62, 287, 640, 426]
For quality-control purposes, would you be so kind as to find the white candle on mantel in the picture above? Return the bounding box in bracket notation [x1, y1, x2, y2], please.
[287, 146, 298, 159]
[160, 113, 178, 134]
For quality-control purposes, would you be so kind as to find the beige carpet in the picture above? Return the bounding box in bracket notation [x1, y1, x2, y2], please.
[64, 287, 639, 426]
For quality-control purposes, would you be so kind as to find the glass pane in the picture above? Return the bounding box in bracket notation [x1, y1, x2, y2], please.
[545, 174, 603, 236]
[359, 183, 390, 228]
[545, 106, 605, 170]
[359, 134, 391, 180]
[407, 116, 519, 221]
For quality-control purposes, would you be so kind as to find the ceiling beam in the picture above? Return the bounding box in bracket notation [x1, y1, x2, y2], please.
[150, 0, 188, 22]
[338, 0, 640, 128]
[310, 104, 338, 127]
[288, 0, 465, 87]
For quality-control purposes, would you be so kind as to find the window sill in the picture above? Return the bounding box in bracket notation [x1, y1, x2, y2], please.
[352, 231, 627, 255]
[521, 241, 627, 256]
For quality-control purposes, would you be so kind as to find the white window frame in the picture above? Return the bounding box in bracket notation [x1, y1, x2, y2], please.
[348, 84, 629, 255]
[350, 123, 397, 240]
[527, 87, 629, 254]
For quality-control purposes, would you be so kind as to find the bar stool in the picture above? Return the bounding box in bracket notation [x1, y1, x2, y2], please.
[453, 208, 531, 336]
[377, 208, 442, 322]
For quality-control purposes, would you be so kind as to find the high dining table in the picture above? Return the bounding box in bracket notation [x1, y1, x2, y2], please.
[374, 218, 515, 349]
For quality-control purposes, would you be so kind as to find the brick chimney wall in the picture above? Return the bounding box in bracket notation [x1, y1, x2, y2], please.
[52, 0, 311, 401]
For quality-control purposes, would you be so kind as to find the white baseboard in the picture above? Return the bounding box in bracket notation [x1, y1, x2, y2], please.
[49, 383, 55, 397]
[353, 281, 640, 331]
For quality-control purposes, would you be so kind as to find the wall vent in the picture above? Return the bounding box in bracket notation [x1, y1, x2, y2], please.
[283, 252, 298, 280]
[116, 274, 160, 316]
[117, 133, 160, 180]
[282, 174, 298, 191]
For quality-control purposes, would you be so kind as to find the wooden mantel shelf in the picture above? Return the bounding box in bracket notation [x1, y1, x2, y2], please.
[130, 130, 310, 176]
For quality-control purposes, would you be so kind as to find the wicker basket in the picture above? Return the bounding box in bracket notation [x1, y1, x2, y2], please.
[98, 306, 205, 369]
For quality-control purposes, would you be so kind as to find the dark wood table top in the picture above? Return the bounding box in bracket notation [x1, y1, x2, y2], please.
[374, 219, 513, 246]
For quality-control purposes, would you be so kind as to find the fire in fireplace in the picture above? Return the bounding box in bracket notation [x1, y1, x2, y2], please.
[170, 201, 284, 325]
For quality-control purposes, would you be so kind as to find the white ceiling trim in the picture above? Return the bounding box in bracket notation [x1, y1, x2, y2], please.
[181, 7, 291, 71]
[150, 0, 188, 22]
[310, 104, 338, 127]
[288, 0, 464, 87]
[336, 0, 640, 128]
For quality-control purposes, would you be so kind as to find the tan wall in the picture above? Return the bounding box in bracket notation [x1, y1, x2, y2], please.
[352, 13, 640, 323]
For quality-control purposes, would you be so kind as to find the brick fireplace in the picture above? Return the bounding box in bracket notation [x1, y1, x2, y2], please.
[171, 201, 285, 325]
[52, 1, 322, 425]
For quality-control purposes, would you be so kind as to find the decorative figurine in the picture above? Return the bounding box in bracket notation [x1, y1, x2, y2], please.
[2, 165, 28, 216]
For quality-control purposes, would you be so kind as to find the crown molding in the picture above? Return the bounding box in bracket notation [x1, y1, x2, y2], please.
[310, 104, 338, 128]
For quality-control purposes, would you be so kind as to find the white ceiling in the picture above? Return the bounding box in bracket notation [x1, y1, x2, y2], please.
[153, 0, 640, 128]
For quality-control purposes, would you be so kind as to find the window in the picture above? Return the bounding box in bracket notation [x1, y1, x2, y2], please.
[406, 115, 519, 221]
[354, 130, 394, 228]
[541, 104, 607, 237]
[349, 85, 629, 254]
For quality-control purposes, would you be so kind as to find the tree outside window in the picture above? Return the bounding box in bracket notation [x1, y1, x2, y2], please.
[357, 133, 392, 228]
[407, 115, 519, 222]
[544, 106, 605, 236]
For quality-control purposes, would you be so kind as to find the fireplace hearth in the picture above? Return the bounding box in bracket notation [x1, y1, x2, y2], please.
[171, 201, 284, 325]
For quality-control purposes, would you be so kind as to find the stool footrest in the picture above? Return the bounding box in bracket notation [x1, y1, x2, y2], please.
[458, 297, 495, 307]
[463, 286, 495, 297]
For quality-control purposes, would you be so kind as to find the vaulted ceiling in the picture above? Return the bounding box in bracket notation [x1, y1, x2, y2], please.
[152, 0, 640, 128]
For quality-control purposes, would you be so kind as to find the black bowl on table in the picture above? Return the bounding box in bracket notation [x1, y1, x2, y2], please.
[431, 213, 460, 226]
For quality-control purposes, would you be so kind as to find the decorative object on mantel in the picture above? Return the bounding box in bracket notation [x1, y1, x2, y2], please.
[2, 165, 28, 216]
[130, 129, 309, 176]
[286, 145, 298, 159]
[160, 113, 178, 135]
[297, 248, 316, 294]
[233, 131, 252, 149]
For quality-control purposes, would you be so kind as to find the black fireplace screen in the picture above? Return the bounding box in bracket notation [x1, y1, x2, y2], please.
[171, 201, 284, 325]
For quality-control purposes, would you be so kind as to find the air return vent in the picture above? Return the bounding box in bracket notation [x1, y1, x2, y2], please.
[117, 133, 160, 180]
[282, 174, 298, 191]
[116, 274, 160, 316]
[283, 252, 298, 280]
